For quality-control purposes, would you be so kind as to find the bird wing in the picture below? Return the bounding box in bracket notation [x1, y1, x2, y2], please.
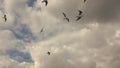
[76, 16, 82, 21]
[40, 28, 44, 32]
[4, 17, 7, 22]
[78, 10, 82, 15]
[47, 52, 50, 55]
[62, 12, 66, 17]
[45, 1, 48, 6]
[66, 18, 69, 22]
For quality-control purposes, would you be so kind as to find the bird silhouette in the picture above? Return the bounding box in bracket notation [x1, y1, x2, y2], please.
[3, 14, 7, 22]
[62, 12, 69, 22]
[84, 0, 87, 3]
[78, 10, 83, 15]
[47, 51, 50, 55]
[76, 16, 82, 21]
[62, 12, 66, 17]
[40, 27, 44, 32]
[65, 18, 69, 22]
[42, 0, 48, 6]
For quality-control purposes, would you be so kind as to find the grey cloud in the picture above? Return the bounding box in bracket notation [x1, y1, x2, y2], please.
[1, 0, 120, 68]
[46, 0, 120, 23]
[84, 0, 120, 23]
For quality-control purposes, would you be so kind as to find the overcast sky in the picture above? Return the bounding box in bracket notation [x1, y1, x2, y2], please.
[0, 0, 120, 68]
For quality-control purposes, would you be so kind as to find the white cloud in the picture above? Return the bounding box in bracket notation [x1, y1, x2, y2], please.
[0, 0, 120, 68]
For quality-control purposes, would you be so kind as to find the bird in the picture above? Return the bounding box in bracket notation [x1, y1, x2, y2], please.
[3, 14, 7, 22]
[62, 12, 67, 17]
[47, 51, 50, 55]
[84, 0, 87, 3]
[40, 27, 44, 32]
[62, 12, 69, 22]
[42, 0, 48, 6]
[76, 16, 82, 21]
[78, 10, 83, 15]
[65, 17, 69, 22]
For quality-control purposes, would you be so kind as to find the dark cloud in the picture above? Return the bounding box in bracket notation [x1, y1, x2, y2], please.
[1, 0, 120, 68]
[47, 0, 120, 23]
[83, 0, 120, 23]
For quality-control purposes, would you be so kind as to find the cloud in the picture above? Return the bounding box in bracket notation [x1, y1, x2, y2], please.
[28, 24, 120, 68]
[83, 0, 120, 23]
[0, 0, 120, 68]
[27, 0, 37, 7]
[45, 0, 120, 23]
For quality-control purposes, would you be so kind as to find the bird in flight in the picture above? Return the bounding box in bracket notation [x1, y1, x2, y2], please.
[76, 16, 82, 21]
[62, 12, 69, 22]
[42, 0, 48, 6]
[47, 51, 50, 55]
[62, 12, 67, 17]
[3, 14, 7, 22]
[78, 10, 83, 15]
[84, 0, 87, 3]
[40, 27, 44, 33]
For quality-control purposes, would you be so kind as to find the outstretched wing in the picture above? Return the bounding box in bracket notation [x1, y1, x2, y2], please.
[76, 16, 82, 21]
[66, 18, 69, 22]
[42, 0, 48, 6]
[4, 17, 7, 22]
[78, 10, 83, 15]
[45, 1, 48, 6]
[3, 14, 7, 22]
[47, 51, 50, 55]
[62, 12, 66, 17]
[40, 28, 44, 32]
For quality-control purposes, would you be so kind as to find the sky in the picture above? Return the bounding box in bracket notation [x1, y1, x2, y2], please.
[0, 0, 120, 68]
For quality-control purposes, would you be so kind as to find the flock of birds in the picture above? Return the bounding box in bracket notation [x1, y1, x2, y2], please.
[41, 0, 86, 23]
[42, 0, 87, 55]
[2, 0, 87, 23]
[1, 0, 87, 55]
[62, 10, 83, 22]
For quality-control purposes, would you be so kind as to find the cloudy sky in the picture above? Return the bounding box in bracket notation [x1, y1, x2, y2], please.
[0, 0, 120, 68]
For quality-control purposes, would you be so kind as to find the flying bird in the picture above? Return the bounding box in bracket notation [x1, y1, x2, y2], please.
[47, 51, 50, 55]
[62, 12, 69, 22]
[76, 16, 82, 21]
[3, 14, 7, 22]
[42, 0, 48, 6]
[78, 10, 83, 15]
[62, 12, 66, 17]
[65, 17, 69, 22]
[40, 27, 44, 32]
[84, 0, 86, 3]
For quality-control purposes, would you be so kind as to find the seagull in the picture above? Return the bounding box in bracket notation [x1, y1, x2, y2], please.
[42, 0, 48, 6]
[84, 0, 87, 3]
[3, 14, 7, 22]
[47, 51, 50, 55]
[40, 27, 44, 32]
[65, 17, 69, 22]
[78, 10, 83, 15]
[62, 12, 69, 22]
[62, 12, 67, 17]
[76, 16, 82, 21]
